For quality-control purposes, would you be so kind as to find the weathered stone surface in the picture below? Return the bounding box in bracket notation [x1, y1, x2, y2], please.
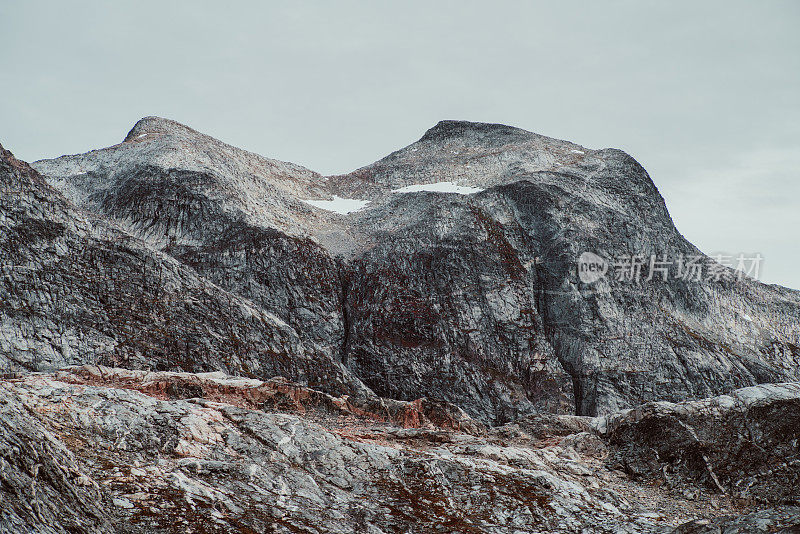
[604, 382, 800, 504]
[0, 388, 109, 533]
[0, 142, 365, 398]
[4, 368, 795, 533]
[55, 365, 487, 435]
[333, 121, 800, 419]
[31, 118, 349, 357]
[672, 507, 800, 533]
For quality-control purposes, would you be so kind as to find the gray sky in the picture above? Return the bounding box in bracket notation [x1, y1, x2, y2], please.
[2, 1, 798, 288]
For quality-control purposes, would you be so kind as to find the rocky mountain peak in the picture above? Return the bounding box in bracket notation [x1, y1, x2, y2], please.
[122, 115, 200, 143]
[0, 142, 32, 173]
[419, 119, 534, 144]
[23, 118, 800, 418]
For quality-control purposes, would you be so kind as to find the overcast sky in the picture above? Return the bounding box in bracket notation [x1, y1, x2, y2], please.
[2, 1, 798, 288]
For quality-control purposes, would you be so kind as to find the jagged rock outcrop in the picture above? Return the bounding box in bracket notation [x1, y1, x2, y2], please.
[604, 382, 800, 504]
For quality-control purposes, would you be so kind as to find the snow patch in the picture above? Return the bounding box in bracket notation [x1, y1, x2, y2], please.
[136, 133, 149, 139]
[302, 196, 370, 215]
[743, 314, 753, 322]
[391, 181, 484, 195]
[571, 149, 585, 154]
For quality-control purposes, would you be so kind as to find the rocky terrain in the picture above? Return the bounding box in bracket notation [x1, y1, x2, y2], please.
[1, 366, 798, 533]
[1, 118, 799, 532]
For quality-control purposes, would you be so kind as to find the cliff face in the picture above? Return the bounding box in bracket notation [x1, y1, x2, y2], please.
[2, 119, 800, 532]
[0, 141, 364, 397]
[330, 121, 800, 419]
[23, 117, 800, 422]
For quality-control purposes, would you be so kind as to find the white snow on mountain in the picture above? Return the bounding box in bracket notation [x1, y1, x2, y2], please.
[391, 181, 484, 195]
[302, 195, 370, 214]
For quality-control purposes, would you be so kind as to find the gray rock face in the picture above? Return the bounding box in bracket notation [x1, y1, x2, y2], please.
[333, 122, 800, 418]
[23, 117, 800, 423]
[605, 382, 800, 504]
[1, 367, 798, 533]
[0, 142, 364, 397]
[672, 507, 800, 533]
[3, 366, 797, 534]
[0, 387, 110, 533]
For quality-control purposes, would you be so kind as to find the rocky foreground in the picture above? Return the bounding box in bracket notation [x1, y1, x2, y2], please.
[1, 118, 799, 532]
[0, 366, 798, 533]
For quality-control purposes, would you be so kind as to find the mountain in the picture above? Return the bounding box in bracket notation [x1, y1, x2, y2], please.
[0, 141, 364, 397]
[1, 118, 799, 532]
[26, 117, 800, 422]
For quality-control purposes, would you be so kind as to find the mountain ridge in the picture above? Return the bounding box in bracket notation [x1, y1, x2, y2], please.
[2, 120, 800, 532]
[16, 117, 800, 422]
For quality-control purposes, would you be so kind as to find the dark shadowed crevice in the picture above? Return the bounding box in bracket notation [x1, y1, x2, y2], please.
[338, 264, 352, 367]
[559, 359, 584, 416]
[533, 253, 584, 416]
